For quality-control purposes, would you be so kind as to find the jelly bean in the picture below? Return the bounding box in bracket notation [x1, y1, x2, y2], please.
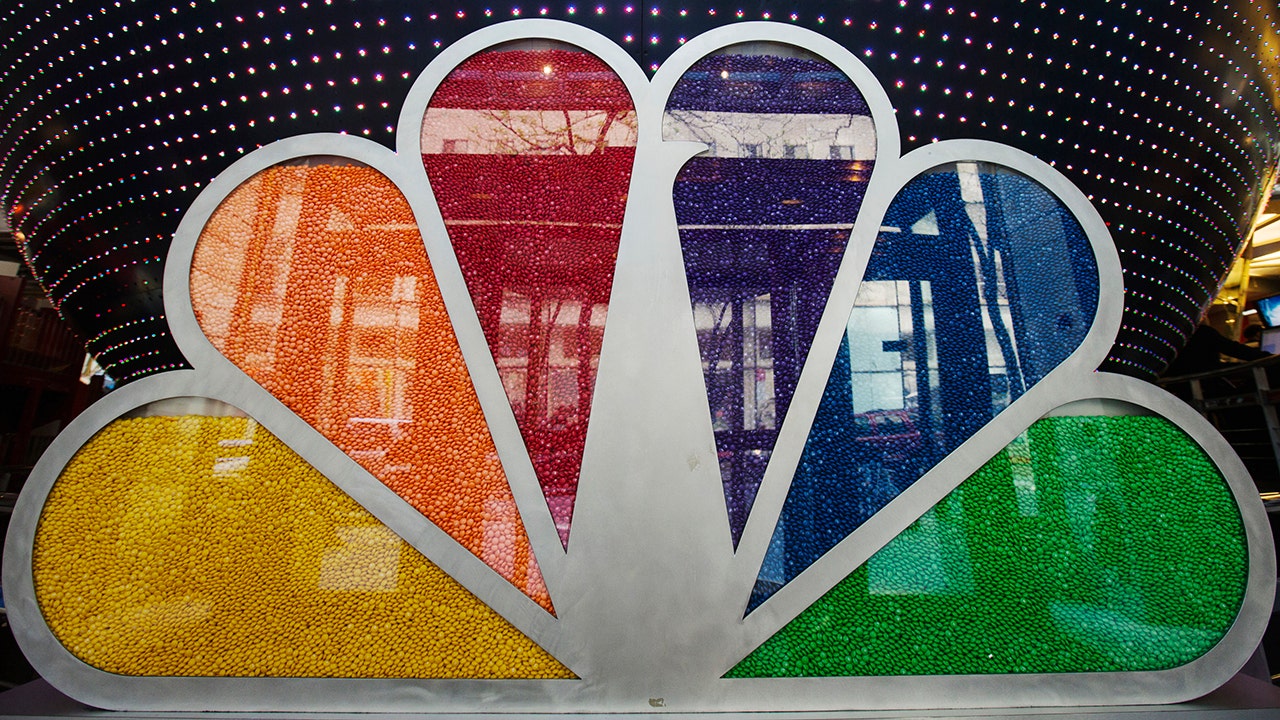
[189, 163, 551, 611]
[422, 46, 636, 546]
[748, 162, 1099, 609]
[728, 415, 1247, 677]
[665, 51, 874, 547]
[32, 412, 573, 679]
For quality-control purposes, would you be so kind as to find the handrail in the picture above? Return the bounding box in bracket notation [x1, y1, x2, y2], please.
[1157, 353, 1280, 385]
[1157, 353, 1280, 492]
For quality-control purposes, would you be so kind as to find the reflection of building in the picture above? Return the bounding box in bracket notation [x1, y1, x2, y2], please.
[665, 109, 874, 160]
[853, 162, 1096, 421]
[0, 271, 102, 493]
[193, 164, 427, 439]
[0, 265, 101, 689]
[670, 50, 877, 544]
[423, 108, 638, 154]
[422, 47, 635, 543]
[665, 53, 1101, 568]
[747, 160, 1101, 609]
[191, 162, 546, 590]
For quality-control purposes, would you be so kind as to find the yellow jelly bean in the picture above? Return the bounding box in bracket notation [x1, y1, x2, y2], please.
[32, 413, 574, 680]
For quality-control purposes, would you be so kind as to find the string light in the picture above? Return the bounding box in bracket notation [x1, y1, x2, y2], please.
[0, 0, 1275, 382]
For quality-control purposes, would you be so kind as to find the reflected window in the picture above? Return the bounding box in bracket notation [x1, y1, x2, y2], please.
[750, 161, 1100, 610]
[784, 144, 809, 160]
[694, 293, 776, 434]
[421, 42, 636, 545]
[665, 43, 876, 547]
[190, 161, 552, 609]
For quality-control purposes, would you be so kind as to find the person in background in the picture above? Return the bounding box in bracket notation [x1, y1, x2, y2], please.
[1164, 319, 1271, 377]
[1242, 322, 1264, 348]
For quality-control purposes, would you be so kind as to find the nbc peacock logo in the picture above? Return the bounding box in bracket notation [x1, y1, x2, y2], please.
[3, 20, 1272, 713]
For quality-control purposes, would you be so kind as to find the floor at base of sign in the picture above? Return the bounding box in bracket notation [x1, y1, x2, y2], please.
[2, 673, 1280, 720]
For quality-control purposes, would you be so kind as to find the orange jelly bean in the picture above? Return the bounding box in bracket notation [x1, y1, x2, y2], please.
[190, 163, 551, 611]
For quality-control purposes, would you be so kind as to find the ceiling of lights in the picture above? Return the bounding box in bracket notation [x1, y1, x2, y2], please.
[1, 0, 1277, 382]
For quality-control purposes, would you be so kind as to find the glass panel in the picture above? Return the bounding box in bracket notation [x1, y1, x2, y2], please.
[32, 398, 573, 678]
[730, 415, 1247, 676]
[751, 162, 1100, 608]
[421, 42, 637, 548]
[665, 43, 876, 547]
[189, 160, 551, 611]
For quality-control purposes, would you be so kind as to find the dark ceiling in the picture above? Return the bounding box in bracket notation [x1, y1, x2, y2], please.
[1, 0, 1277, 382]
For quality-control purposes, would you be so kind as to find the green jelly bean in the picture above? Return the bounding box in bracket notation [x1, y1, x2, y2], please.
[728, 415, 1249, 677]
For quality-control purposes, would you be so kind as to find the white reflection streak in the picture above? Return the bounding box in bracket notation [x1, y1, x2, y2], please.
[421, 108, 637, 155]
[318, 526, 402, 592]
[663, 109, 875, 160]
[958, 162, 1025, 399]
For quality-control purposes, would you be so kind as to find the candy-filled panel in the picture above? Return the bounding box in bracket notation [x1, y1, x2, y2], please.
[664, 43, 876, 548]
[188, 159, 551, 610]
[422, 41, 637, 548]
[750, 161, 1100, 608]
[31, 397, 574, 679]
[731, 414, 1247, 677]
